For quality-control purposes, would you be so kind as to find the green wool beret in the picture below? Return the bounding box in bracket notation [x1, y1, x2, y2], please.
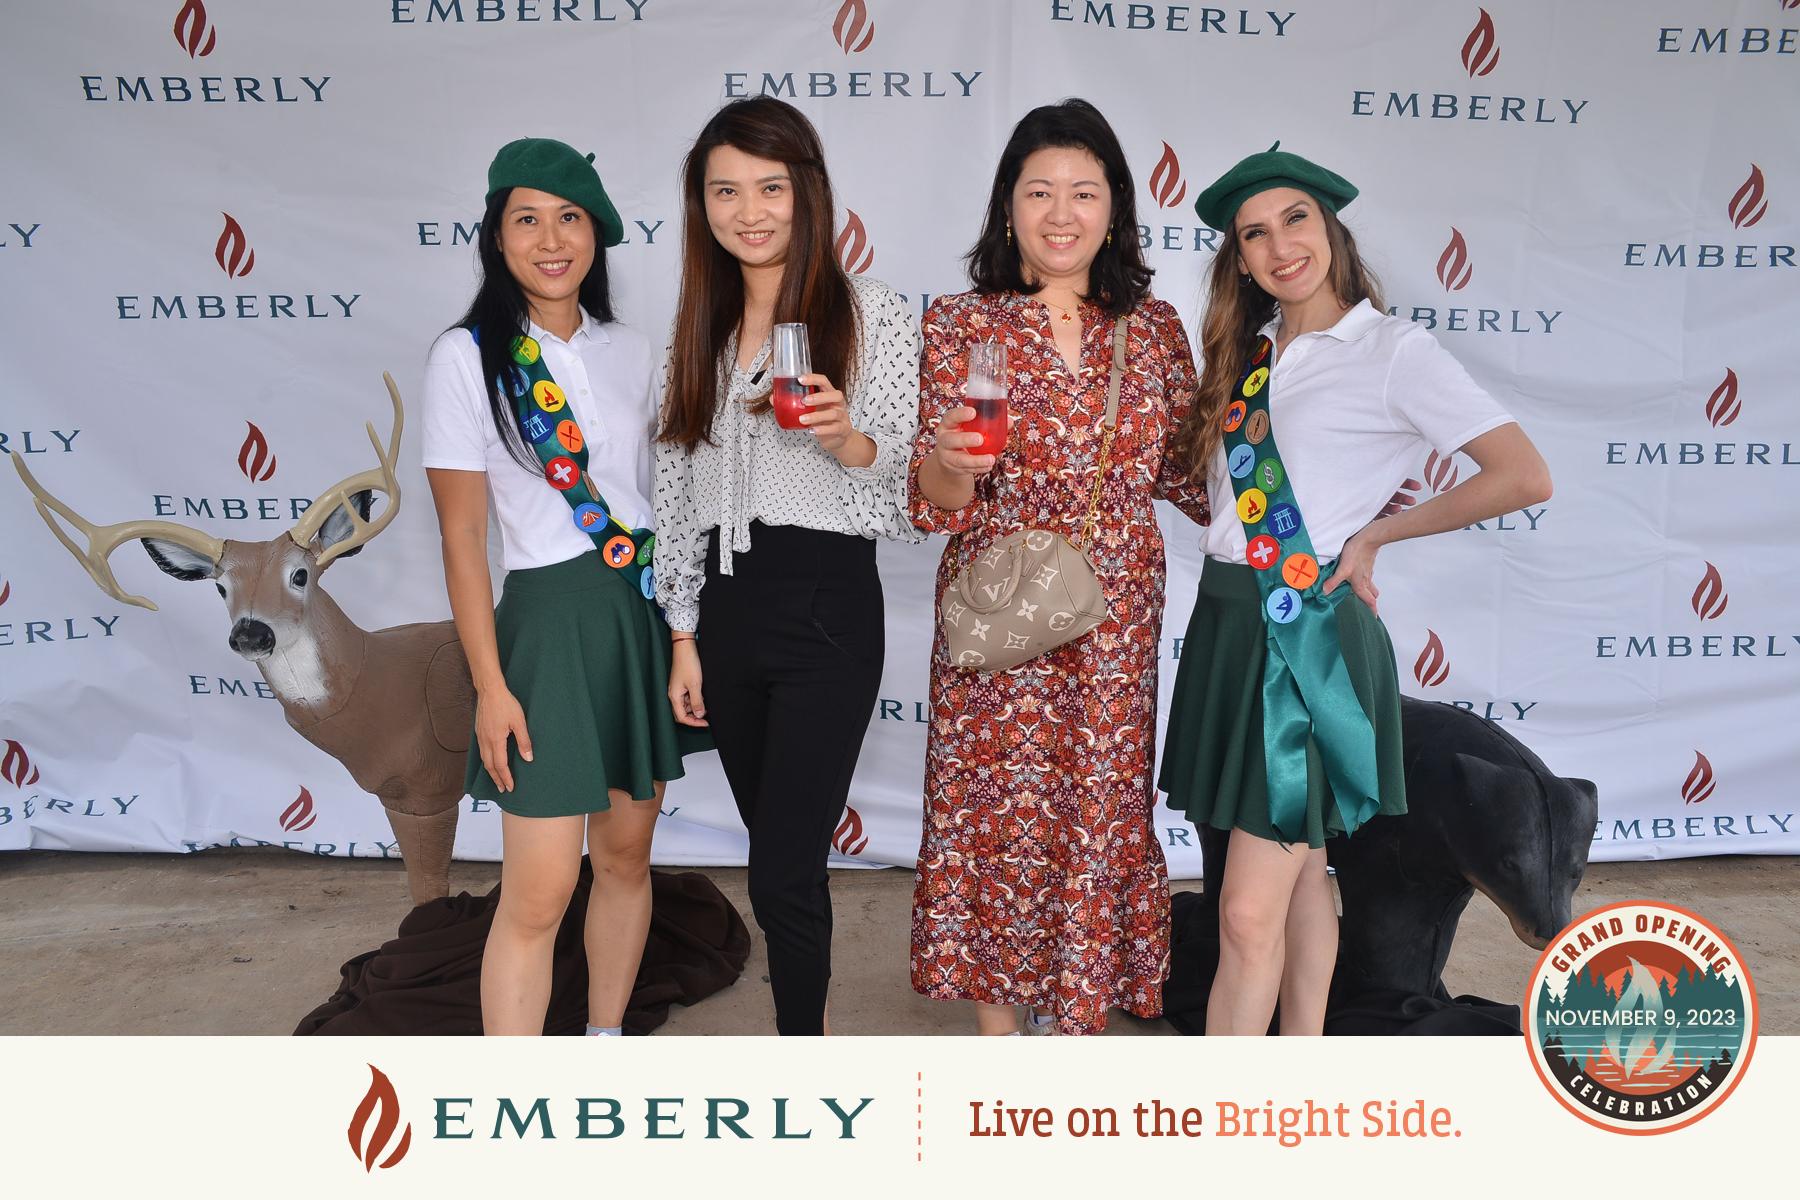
[1193, 141, 1358, 232]
[486, 137, 625, 247]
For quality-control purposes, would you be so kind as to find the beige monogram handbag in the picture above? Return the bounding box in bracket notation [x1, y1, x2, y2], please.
[939, 317, 1128, 673]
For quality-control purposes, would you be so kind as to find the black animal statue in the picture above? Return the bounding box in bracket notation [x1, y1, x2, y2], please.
[1165, 697, 1599, 1034]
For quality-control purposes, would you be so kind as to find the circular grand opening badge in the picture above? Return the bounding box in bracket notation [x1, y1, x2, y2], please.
[1525, 901, 1756, 1134]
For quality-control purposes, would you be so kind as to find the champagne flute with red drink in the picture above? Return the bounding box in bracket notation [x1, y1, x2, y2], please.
[771, 322, 813, 430]
[964, 340, 1008, 457]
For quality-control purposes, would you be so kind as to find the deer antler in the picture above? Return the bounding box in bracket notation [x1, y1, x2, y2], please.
[11, 454, 224, 612]
[289, 373, 405, 568]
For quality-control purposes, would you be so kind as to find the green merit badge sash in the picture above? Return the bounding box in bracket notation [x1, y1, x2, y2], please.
[489, 329, 656, 601]
[1221, 334, 1380, 841]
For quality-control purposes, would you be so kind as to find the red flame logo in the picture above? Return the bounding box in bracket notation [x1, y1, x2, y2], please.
[833, 805, 870, 856]
[1690, 562, 1728, 621]
[214, 212, 255, 278]
[280, 786, 316, 833]
[2, 740, 42, 789]
[836, 210, 874, 275]
[1681, 751, 1716, 805]
[348, 1065, 412, 1172]
[1705, 368, 1741, 428]
[1460, 8, 1499, 77]
[1436, 228, 1473, 291]
[1424, 449, 1461, 494]
[236, 422, 277, 482]
[832, 0, 874, 53]
[1148, 142, 1188, 210]
[1412, 631, 1450, 688]
[0, 576, 10, 608]
[1727, 164, 1768, 229]
[173, 0, 217, 58]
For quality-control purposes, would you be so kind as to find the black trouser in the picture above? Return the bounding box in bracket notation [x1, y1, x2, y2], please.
[697, 522, 884, 1035]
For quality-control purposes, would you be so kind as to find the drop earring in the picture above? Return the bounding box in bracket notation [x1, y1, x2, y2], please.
[1005, 223, 1012, 246]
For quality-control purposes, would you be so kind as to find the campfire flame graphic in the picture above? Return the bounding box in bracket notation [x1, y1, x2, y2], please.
[1705, 368, 1741, 428]
[1460, 7, 1499, 77]
[173, 0, 217, 58]
[833, 805, 870, 856]
[348, 1065, 413, 1172]
[280, 786, 317, 833]
[0, 577, 10, 608]
[1682, 751, 1716, 805]
[1690, 562, 1728, 621]
[832, 0, 874, 53]
[2, 740, 42, 789]
[1148, 142, 1188, 210]
[214, 212, 255, 278]
[236, 422, 277, 482]
[836, 210, 874, 275]
[1727, 164, 1768, 229]
[1424, 449, 1461, 494]
[1412, 631, 1450, 688]
[1436, 228, 1473, 291]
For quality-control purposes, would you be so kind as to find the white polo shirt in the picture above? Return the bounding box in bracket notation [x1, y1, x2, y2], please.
[1197, 300, 1515, 565]
[421, 315, 657, 572]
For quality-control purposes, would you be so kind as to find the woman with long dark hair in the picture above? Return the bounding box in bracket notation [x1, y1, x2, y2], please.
[1161, 144, 1551, 1035]
[654, 97, 921, 1035]
[908, 99, 1210, 1035]
[422, 139, 707, 1035]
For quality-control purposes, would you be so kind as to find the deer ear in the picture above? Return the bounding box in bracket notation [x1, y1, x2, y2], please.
[140, 537, 220, 581]
[313, 489, 377, 560]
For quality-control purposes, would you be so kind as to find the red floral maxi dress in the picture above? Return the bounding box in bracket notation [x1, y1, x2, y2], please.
[907, 290, 1210, 1034]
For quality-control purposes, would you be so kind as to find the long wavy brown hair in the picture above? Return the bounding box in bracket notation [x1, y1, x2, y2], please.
[1169, 205, 1385, 475]
[659, 97, 857, 452]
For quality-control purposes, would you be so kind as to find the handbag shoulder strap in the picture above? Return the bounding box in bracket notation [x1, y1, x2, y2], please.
[1078, 315, 1131, 548]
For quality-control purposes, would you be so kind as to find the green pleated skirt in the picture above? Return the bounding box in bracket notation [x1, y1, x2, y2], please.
[465, 550, 712, 818]
[1159, 560, 1406, 848]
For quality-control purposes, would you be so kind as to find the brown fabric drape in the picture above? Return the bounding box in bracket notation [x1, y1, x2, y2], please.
[295, 862, 750, 1036]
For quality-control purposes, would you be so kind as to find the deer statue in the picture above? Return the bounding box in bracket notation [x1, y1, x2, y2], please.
[12, 377, 472, 905]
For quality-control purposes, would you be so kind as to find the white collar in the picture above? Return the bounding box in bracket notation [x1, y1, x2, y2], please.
[1259, 297, 1382, 345]
[528, 311, 611, 347]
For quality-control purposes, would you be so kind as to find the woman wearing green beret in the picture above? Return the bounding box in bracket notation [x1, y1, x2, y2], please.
[1162, 144, 1552, 1035]
[655, 98, 922, 1035]
[422, 138, 709, 1036]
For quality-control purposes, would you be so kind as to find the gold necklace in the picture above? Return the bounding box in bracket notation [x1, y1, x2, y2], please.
[1042, 297, 1080, 325]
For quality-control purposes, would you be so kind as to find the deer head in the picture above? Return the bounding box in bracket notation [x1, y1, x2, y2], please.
[13, 375, 404, 666]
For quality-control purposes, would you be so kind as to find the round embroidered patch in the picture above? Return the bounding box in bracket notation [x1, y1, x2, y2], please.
[1247, 534, 1282, 570]
[545, 456, 580, 491]
[602, 535, 635, 568]
[1222, 400, 1247, 432]
[1242, 366, 1270, 398]
[1235, 487, 1269, 526]
[1266, 586, 1302, 624]
[532, 380, 567, 414]
[572, 502, 608, 534]
[510, 336, 541, 366]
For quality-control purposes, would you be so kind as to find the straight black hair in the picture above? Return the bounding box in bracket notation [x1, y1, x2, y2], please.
[453, 187, 616, 471]
[965, 97, 1153, 318]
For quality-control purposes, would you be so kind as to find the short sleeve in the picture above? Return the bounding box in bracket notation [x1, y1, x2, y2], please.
[1385, 328, 1515, 456]
[420, 330, 491, 472]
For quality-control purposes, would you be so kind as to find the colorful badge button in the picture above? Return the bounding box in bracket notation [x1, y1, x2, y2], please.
[1227, 444, 1256, 479]
[510, 336, 541, 366]
[532, 380, 567, 414]
[636, 534, 655, 566]
[572, 502, 608, 534]
[602, 535, 635, 569]
[1266, 586, 1302, 624]
[505, 366, 531, 398]
[545, 456, 580, 491]
[1222, 400, 1247, 432]
[1244, 409, 1270, 445]
[1235, 487, 1269, 525]
[555, 419, 585, 454]
[639, 567, 656, 601]
[521, 412, 554, 444]
[1281, 552, 1320, 590]
[1247, 534, 1282, 570]
[1267, 502, 1300, 538]
[1256, 458, 1284, 492]
[1241, 366, 1270, 398]
[1251, 337, 1271, 366]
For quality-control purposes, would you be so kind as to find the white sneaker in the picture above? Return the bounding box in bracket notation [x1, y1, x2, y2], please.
[1020, 1008, 1056, 1036]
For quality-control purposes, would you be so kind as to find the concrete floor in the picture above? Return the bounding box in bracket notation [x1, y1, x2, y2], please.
[0, 849, 1793, 1035]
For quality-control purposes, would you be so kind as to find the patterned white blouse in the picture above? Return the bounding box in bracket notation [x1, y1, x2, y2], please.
[653, 273, 924, 633]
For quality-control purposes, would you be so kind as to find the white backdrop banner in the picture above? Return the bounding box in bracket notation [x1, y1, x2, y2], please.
[1, 0, 1796, 875]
